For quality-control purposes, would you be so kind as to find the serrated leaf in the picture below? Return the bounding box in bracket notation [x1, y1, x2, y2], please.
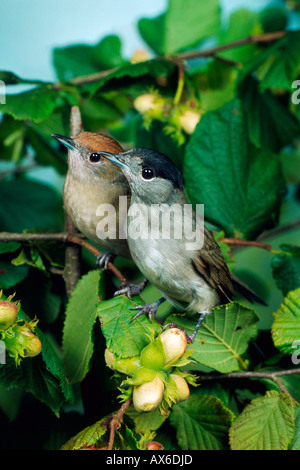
[16, 306, 74, 407]
[170, 395, 234, 450]
[1, 86, 59, 123]
[0, 301, 73, 414]
[290, 404, 300, 450]
[126, 405, 167, 434]
[229, 391, 295, 450]
[238, 75, 299, 152]
[184, 99, 285, 239]
[271, 288, 300, 355]
[0, 356, 68, 416]
[138, 0, 220, 55]
[166, 302, 259, 373]
[248, 31, 300, 92]
[61, 415, 109, 450]
[271, 245, 300, 296]
[98, 295, 161, 358]
[62, 270, 104, 384]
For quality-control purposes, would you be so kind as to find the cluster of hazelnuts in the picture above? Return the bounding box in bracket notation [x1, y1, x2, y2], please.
[105, 327, 197, 414]
[0, 293, 41, 364]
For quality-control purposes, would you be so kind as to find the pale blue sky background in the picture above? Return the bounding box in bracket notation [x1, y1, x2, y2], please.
[0, 0, 289, 82]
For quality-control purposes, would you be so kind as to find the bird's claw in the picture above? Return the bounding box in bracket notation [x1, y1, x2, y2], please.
[96, 252, 116, 271]
[114, 279, 148, 300]
[130, 303, 158, 323]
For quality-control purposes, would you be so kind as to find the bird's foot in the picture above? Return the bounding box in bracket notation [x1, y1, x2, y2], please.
[114, 278, 149, 300]
[130, 297, 166, 323]
[96, 252, 116, 271]
[187, 312, 208, 343]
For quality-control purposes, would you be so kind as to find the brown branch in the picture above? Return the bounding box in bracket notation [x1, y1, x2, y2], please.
[0, 231, 127, 284]
[107, 398, 132, 450]
[222, 238, 272, 251]
[176, 31, 286, 61]
[63, 106, 84, 297]
[197, 368, 300, 382]
[197, 368, 300, 402]
[61, 31, 286, 87]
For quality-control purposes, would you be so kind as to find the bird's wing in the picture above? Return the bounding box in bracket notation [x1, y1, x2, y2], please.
[192, 226, 234, 303]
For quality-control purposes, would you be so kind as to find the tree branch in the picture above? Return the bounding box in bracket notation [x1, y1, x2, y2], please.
[64, 31, 286, 87]
[176, 31, 286, 61]
[64, 106, 83, 297]
[197, 367, 300, 402]
[107, 398, 132, 450]
[0, 231, 127, 284]
[222, 238, 272, 251]
[197, 368, 300, 381]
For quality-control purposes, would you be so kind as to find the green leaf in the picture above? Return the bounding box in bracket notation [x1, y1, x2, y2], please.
[0, 179, 63, 232]
[98, 295, 161, 358]
[92, 35, 125, 69]
[62, 270, 104, 384]
[138, 0, 220, 55]
[86, 59, 175, 95]
[0, 241, 21, 254]
[271, 288, 300, 355]
[271, 245, 300, 296]
[166, 302, 259, 373]
[0, 70, 48, 86]
[229, 391, 295, 450]
[184, 99, 285, 239]
[0, 260, 29, 289]
[12, 247, 46, 271]
[244, 31, 300, 92]
[0, 356, 68, 416]
[53, 35, 126, 81]
[169, 395, 234, 450]
[238, 75, 299, 152]
[218, 9, 261, 63]
[290, 404, 300, 450]
[213, 231, 235, 272]
[0, 303, 73, 415]
[1, 86, 59, 123]
[60, 415, 109, 450]
[126, 405, 167, 434]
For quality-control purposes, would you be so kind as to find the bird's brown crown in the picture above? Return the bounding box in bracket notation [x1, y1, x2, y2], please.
[74, 132, 123, 154]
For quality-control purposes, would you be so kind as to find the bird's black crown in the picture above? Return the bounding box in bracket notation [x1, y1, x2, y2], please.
[127, 148, 184, 191]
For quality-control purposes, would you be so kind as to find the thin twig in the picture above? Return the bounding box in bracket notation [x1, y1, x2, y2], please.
[197, 368, 300, 381]
[0, 231, 127, 284]
[61, 31, 286, 87]
[196, 368, 300, 403]
[176, 31, 286, 61]
[107, 398, 132, 450]
[222, 238, 272, 251]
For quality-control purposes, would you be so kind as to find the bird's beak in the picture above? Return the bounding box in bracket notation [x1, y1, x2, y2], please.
[99, 152, 128, 170]
[52, 134, 76, 151]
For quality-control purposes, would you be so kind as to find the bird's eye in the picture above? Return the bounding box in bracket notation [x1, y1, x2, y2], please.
[141, 168, 155, 180]
[89, 153, 102, 163]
